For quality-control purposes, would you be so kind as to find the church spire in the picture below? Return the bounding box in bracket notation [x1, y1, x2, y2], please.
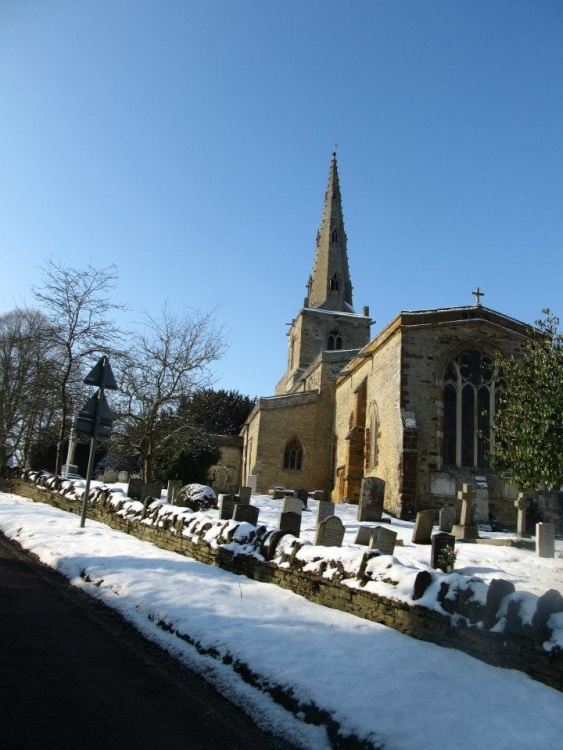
[305, 152, 354, 312]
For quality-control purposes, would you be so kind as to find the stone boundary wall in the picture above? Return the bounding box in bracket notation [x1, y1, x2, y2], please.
[7, 478, 563, 694]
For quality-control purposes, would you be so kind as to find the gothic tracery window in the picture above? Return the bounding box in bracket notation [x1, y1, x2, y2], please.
[283, 437, 303, 471]
[442, 348, 496, 467]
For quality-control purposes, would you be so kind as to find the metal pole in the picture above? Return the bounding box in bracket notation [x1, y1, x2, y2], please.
[79, 357, 108, 529]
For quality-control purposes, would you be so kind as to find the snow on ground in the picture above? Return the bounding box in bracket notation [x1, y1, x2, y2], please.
[2, 488, 563, 749]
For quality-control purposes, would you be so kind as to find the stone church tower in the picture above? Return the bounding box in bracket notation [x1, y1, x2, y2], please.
[241, 154, 371, 495]
[275, 153, 372, 395]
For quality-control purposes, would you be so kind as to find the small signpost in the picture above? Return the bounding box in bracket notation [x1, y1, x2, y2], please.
[76, 356, 118, 528]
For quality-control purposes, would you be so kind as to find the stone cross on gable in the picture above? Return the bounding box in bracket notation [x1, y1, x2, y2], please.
[471, 287, 485, 306]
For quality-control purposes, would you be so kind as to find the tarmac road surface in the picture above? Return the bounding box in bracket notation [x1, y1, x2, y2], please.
[0, 531, 297, 750]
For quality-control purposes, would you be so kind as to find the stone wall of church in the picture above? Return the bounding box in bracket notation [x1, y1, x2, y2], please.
[333, 326, 402, 512]
[242, 391, 334, 496]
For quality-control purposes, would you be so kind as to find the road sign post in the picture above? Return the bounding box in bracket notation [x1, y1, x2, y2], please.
[78, 356, 118, 528]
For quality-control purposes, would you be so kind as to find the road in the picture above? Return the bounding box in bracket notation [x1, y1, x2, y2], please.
[0, 531, 297, 750]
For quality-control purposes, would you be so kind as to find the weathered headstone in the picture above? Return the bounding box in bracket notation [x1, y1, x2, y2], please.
[238, 486, 252, 504]
[283, 496, 303, 515]
[127, 477, 143, 501]
[355, 525, 373, 545]
[439, 505, 455, 533]
[431, 532, 456, 571]
[451, 484, 479, 540]
[273, 488, 285, 500]
[369, 526, 397, 555]
[279, 511, 301, 537]
[316, 500, 335, 526]
[246, 474, 257, 494]
[218, 494, 235, 520]
[229, 484, 239, 496]
[103, 468, 118, 484]
[117, 470, 129, 483]
[412, 509, 435, 544]
[140, 482, 162, 502]
[233, 503, 260, 526]
[536, 522, 555, 558]
[515, 493, 531, 537]
[312, 490, 324, 501]
[167, 479, 183, 505]
[314, 515, 345, 547]
[357, 477, 385, 522]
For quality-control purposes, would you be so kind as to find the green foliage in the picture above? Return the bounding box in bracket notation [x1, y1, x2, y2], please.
[179, 388, 256, 435]
[152, 436, 221, 486]
[491, 310, 563, 491]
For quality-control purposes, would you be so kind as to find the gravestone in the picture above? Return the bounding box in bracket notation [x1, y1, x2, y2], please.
[369, 526, 397, 555]
[451, 484, 479, 540]
[355, 525, 373, 545]
[314, 515, 345, 547]
[536, 522, 555, 558]
[312, 490, 324, 501]
[238, 486, 252, 504]
[279, 511, 301, 537]
[431, 532, 456, 571]
[272, 488, 285, 500]
[412, 509, 435, 544]
[117, 470, 129, 483]
[246, 474, 257, 493]
[515, 493, 531, 537]
[357, 477, 385, 522]
[473, 475, 489, 523]
[296, 488, 309, 509]
[140, 482, 162, 502]
[103, 468, 118, 484]
[127, 477, 143, 501]
[218, 494, 236, 520]
[233, 503, 260, 526]
[167, 479, 183, 505]
[229, 484, 239, 495]
[439, 505, 455, 533]
[316, 500, 335, 526]
[283, 496, 303, 515]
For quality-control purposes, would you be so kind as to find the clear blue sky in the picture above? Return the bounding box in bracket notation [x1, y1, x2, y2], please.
[2, 1, 563, 397]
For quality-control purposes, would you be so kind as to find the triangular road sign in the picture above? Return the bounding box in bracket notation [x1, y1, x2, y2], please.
[83, 356, 118, 390]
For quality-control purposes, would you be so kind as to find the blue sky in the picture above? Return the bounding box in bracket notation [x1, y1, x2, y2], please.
[2, 1, 563, 397]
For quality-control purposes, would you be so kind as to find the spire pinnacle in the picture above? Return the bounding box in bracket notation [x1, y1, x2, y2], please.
[305, 153, 354, 312]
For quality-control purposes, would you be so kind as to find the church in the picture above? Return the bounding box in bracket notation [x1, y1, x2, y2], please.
[239, 154, 558, 527]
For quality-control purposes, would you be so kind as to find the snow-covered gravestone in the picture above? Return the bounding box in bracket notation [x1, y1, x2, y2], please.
[412, 509, 435, 544]
[238, 486, 252, 504]
[369, 526, 397, 555]
[314, 515, 345, 548]
[233, 504, 260, 526]
[219, 493, 236, 520]
[127, 477, 143, 501]
[283, 496, 304, 515]
[279, 511, 301, 537]
[439, 505, 455, 533]
[316, 500, 335, 526]
[357, 477, 385, 522]
[536, 522, 555, 558]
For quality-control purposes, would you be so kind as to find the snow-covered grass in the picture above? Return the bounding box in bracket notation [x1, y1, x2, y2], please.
[2, 486, 563, 749]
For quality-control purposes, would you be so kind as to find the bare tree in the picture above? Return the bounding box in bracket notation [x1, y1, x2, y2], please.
[117, 305, 226, 482]
[32, 259, 125, 473]
[0, 307, 56, 469]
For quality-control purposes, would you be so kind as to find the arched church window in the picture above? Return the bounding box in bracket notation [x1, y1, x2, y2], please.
[327, 330, 342, 350]
[331, 228, 338, 244]
[283, 437, 303, 471]
[329, 272, 339, 291]
[442, 349, 496, 468]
